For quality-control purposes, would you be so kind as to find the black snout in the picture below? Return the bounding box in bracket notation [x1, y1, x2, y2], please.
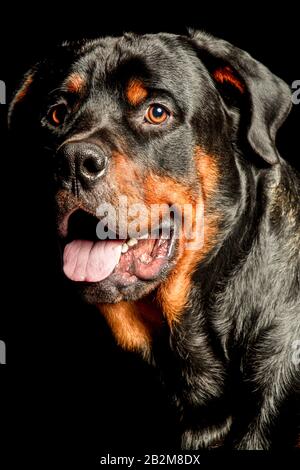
[57, 142, 108, 189]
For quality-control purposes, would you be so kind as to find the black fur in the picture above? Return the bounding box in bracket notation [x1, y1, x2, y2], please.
[9, 31, 300, 449]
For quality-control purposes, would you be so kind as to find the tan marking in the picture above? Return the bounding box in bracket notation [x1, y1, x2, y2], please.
[112, 152, 145, 203]
[126, 79, 148, 106]
[13, 74, 34, 104]
[99, 300, 163, 352]
[213, 66, 245, 93]
[156, 151, 219, 324]
[65, 73, 86, 94]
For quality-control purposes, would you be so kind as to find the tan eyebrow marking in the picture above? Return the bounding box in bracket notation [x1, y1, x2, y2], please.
[14, 74, 34, 104]
[65, 73, 86, 94]
[126, 78, 148, 106]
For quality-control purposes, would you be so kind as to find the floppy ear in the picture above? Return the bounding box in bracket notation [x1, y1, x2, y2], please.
[189, 31, 292, 164]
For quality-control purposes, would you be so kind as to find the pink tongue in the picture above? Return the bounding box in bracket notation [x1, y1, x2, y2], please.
[63, 239, 122, 282]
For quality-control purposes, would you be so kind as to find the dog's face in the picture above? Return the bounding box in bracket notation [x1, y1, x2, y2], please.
[9, 32, 291, 312]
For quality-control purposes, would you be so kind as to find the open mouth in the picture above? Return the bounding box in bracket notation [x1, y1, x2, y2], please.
[61, 209, 176, 286]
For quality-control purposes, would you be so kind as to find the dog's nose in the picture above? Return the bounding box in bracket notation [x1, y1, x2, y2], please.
[57, 142, 108, 189]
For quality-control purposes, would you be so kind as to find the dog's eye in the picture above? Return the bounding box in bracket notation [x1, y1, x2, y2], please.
[48, 103, 68, 126]
[145, 104, 169, 125]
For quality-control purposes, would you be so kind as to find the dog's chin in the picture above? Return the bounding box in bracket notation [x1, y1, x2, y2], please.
[73, 275, 165, 304]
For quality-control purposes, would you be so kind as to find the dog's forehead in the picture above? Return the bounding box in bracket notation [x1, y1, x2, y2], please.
[67, 34, 202, 92]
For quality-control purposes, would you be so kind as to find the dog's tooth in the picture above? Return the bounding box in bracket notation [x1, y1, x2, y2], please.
[121, 243, 129, 254]
[127, 238, 138, 247]
[139, 232, 149, 240]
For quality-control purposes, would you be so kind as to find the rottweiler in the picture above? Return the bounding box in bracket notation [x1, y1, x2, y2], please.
[8, 31, 300, 449]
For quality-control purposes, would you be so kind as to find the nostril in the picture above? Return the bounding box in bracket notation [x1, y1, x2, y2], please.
[83, 156, 102, 174]
[82, 154, 107, 178]
[58, 142, 108, 187]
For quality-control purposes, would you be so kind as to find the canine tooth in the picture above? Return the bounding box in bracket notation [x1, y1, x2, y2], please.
[139, 232, 149, 240]
[127, 238, 138, 247]
[121, 243, 129, 253]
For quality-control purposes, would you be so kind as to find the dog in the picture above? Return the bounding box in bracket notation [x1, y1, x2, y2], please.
[8, 31, 300, 449]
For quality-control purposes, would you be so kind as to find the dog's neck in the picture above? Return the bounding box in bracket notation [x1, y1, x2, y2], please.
[156, 160, 299, 390]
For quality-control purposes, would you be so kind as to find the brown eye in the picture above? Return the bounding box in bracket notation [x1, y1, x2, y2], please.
[145, 104, 169, 124]
[48, 103, 68, 126]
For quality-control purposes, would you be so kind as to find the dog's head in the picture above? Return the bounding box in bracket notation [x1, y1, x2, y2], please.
[9, 32, 291, 325]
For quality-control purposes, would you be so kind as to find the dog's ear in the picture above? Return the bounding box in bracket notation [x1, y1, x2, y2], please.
[189, 31, 292, 164]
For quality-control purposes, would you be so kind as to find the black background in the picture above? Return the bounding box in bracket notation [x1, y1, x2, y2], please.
[1, 4, 299, 466]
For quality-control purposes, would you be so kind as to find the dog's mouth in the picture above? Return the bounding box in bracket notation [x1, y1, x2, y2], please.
[61, 209, 176, 286]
